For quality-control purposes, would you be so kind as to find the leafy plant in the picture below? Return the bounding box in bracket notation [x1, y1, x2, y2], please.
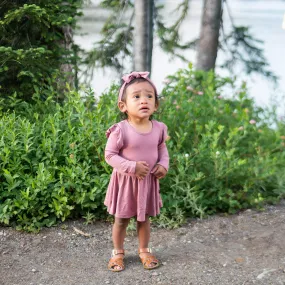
[157, 65, 285, 223]
[1, 66, 284, 231]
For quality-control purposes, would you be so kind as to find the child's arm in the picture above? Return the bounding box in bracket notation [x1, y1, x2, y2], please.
[153, 146, 169, 179]
[157, 144, 169, 171]
[105, 129, 136, 174]
[152, 123, 169, 179]
[156, 123, 169, 171]
[105, 125, 150, 178]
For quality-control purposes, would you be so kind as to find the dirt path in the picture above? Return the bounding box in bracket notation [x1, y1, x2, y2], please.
[1, 201, 285, 285]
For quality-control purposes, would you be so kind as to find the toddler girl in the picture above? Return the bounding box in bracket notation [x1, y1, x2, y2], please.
[104, 71, 169, 272]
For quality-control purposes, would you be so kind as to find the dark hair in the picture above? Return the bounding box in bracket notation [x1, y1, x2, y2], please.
[119, 78, 159, 120]
[120, 78, 159, 103]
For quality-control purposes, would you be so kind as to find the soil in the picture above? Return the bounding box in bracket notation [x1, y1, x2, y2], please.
[1, 201, 285, 285]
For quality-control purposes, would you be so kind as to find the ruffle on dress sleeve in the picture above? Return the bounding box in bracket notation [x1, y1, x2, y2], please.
[106, 124, 124, 150]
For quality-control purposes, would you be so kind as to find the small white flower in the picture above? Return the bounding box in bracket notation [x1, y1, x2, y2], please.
[216, 151, 220, 156]
[185, 153, 189, 158]
[163, 78, 171, 84]
[186, 86, 194, 91]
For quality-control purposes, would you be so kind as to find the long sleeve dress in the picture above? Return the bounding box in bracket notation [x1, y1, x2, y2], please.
[104, 119, 169, 222]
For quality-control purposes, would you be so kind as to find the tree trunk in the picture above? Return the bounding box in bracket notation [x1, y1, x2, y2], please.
[60, 25, 74, 87]
[196, 0, 222, 71]
[133, 0, 153, 74]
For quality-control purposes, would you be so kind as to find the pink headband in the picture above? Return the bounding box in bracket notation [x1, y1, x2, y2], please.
[118, 71, 158, 102]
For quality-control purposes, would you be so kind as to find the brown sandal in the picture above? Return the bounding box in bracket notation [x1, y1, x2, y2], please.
[108, 249, 125, 272]
[138, 248, 160, 270]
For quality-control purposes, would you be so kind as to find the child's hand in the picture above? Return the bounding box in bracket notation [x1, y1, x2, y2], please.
[135, 161, 150, 180]
[152, 164, 167, 179]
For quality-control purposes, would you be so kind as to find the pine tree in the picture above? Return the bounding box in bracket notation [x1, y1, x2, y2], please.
[0, 0, 83, 103]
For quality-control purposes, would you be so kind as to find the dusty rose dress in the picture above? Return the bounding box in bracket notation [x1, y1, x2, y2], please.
[104, 119, 169, 222]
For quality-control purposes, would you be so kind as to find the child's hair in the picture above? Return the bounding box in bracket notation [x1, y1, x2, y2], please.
[119, 77, 159, 106]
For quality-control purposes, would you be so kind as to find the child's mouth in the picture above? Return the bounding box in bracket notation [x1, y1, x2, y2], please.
[139, 107, 149, 111]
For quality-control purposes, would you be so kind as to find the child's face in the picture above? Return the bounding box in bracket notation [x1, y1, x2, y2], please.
[119, 81, 158, 120]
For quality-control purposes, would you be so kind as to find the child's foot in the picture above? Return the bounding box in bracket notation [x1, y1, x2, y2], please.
[138, 248, 160, 269]
[108, 249, 125, 272]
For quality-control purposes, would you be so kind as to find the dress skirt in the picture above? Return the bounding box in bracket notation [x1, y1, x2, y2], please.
[104, 170, 163, 222]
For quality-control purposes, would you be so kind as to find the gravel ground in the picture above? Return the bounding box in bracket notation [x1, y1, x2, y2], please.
[1, 202, 285, 285]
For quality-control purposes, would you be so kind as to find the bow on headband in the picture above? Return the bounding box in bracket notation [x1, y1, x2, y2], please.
[118, 71, 157, 102]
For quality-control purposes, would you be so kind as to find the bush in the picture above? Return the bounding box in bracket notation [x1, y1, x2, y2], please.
[157, 67, 285, 227]
[1, 67, 284, 231]
[0, 87, 118, 231]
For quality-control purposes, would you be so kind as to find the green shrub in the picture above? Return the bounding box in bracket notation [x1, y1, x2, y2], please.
[0, 87, 118, 231]
[1, 67, 284, 231]
[156, 66, 285, 227]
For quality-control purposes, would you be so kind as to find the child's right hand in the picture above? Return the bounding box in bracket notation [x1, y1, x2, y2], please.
[135, 161, 149, 180]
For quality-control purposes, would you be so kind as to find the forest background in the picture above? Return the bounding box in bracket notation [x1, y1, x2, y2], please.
[0, 0, 285, 232]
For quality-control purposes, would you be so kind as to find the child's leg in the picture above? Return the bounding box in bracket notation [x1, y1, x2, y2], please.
[137, 215, 151, 250]
[110, 217, 130, 270]
[137, 215, 158, 268]
[113, 217, 130, 249]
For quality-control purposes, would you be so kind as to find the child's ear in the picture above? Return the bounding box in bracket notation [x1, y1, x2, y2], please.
[118, 101, 127, 113]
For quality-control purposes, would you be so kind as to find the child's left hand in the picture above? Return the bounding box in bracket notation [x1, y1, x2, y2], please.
[152, 164, 167, 179]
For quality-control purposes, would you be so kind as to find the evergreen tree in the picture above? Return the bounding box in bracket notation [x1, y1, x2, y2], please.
[83, 0, 276, 82]
[133, 0, 153, 72]
[196, 0, 277, 83]
[196, 0, 222, 71]
[83, 0, 193, 77]
[0, 0, 83, 103]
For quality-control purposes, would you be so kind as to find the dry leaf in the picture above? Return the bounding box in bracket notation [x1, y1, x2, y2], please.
[235, 257, 244, 263]
[73, 227, 91, 237]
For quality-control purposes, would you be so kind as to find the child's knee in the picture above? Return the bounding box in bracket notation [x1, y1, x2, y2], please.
[115, 217, 129, 228]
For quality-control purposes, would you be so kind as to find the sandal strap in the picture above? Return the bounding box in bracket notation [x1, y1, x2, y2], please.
[108, 257, 124, 270]
[112, 249, 125, 256]
[141, 255, 159, 266]
[138, 248, 152, 254]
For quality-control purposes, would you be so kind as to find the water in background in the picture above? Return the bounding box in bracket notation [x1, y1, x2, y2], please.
[74, 0, 285, 112]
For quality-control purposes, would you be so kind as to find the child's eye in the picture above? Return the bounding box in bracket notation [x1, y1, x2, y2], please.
[147, 94, 153, 98]
[134, 95, 140, 99]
